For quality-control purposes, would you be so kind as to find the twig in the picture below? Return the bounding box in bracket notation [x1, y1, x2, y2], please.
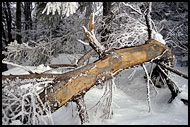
[77, 39, 89, 46]
[48, 64, 77, 68]
[142, 63, 152, 112]
[122, 2, 142, 15]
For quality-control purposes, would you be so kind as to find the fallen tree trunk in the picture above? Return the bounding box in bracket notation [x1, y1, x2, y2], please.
[2, 39, 173, 112]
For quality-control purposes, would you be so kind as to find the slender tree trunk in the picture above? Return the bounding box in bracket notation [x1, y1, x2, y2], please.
[24, 2, 32, 30]
[2, 3, 9, 72]
[24, 2, 32, 42]
[101, 2, 113, 43]
[2, 54, 8, 72]
[145, 2, 152, 41]
[16, 2, 22, 44]
[3, 2, 13, 43]
[2, 22, 7, 49]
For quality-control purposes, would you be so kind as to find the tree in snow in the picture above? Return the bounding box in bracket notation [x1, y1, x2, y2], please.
[2, 2, 188, 125]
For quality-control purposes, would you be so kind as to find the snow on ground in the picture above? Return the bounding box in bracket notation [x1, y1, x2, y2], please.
[2, 53, 188, 125]
[83, 63, 188, 125]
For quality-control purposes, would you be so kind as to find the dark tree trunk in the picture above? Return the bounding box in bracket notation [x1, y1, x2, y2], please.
[16, 2, 22, 44]
[3, 2, 13, 43]
[2, 54, 8, 72]
[101, 2, 113, 44]
[85, 2, 93, 18]
[24, 2, 32, 42]
[24, 2, 32, 30]
[103, 2, 112, 17]
[2, 22, 7, 50]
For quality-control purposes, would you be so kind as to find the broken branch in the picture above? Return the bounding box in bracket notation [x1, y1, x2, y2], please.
[155, 62, 188, 79]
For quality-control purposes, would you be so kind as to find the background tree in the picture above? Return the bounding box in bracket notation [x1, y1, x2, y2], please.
[23, 2, 33, 42]
[2, 2, 13, 44]
[16, 2, 22, 44]
[101, 2, 113, 43]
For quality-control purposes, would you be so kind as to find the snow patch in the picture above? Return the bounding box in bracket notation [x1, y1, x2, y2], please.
[152, 30, 166, 45]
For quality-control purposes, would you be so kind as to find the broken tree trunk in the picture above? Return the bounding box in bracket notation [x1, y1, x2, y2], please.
[2, 39, 173, 112]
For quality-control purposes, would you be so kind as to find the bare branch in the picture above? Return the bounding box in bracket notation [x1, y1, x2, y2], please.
[142, 63, 152, 112]
[49, 64, 77, 68]
[155, 62, 188, 79]
[157, 65, 180, 103]
[82, 12, 106, 58]
[77, 39, 89, 46]
[77, 49, 95, 67]
[145, 2, 153, 41]
[122, 2, 142, 15]
[2, 60, 34, 74]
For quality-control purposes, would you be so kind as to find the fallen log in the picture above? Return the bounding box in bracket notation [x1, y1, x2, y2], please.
[2, 39, 172, 112]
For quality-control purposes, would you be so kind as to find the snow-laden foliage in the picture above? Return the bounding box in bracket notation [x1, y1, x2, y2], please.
[42, 2, 78, 17]
[2, 14, 88, 65]
[2, 39, 63, 66]
[2, 77, 55, 125]
[94, 2, 165, 49]
[33, 2, 78, 28]
[150, 2, 188, 65]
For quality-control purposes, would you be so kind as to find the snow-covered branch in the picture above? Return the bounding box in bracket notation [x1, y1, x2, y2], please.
[82, 13, 106, 58]
[42, 2, 78, 17]
[2, 60, 34, 74]
[142, 63, 152, 112]
[145, 2, 153, 41]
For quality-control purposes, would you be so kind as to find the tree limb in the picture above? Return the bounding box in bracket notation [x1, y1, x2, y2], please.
[145, 2, 152, 41]
[48, 64, 77, 68]
[2, 60, 34, 74]
[77, 49, 95, 66]
[82, 13, 106, 58]
[155, 62, 188, 79]
[157, 65, 180, 103]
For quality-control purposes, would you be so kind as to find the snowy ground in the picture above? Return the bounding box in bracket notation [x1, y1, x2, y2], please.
[2, 53, 188, 125]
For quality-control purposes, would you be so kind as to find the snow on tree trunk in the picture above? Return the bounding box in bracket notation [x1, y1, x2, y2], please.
[39, 39, 173, 112]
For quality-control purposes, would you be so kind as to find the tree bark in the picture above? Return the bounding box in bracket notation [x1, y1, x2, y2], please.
[101, 2, 113, 43]
[2, 39, 173, 112]
[16, 2, 22, 44]
[72, 93, 89, 124]
[3, 2, 13, 43]
[145, 2, 152, 41]
[24, 2, 32, 30]
[2, 54, 8, 72]
[2, 22, 7, 50]
[24, 2, 32, 42]
[77, 49, 95, 66]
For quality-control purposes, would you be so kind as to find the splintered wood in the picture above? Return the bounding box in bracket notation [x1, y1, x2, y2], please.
[55, 39, 171, 108]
